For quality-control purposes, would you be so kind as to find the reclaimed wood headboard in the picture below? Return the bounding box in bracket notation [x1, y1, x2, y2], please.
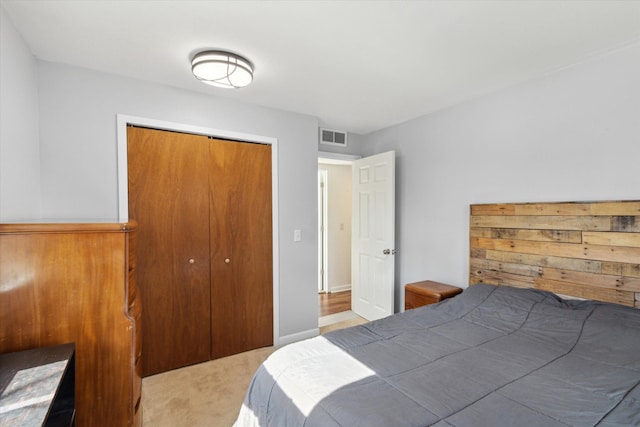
[469, 200, 640, 308]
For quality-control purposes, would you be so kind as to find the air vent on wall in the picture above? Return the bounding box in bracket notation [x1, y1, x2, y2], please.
[319, 128, 347, 147]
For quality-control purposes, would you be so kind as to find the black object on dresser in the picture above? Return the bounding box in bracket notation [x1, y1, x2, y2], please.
[0, 343, 76, 426]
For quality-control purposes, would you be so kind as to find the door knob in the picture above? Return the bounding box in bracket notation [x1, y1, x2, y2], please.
[225, 258, 231, 264]
[383, 249, 396, 255]
[188, 258, 196, 264]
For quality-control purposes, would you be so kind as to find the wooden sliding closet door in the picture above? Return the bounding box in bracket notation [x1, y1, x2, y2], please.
[128, 127, 273, 375]
[209, 139, 273, 359]
[128, 127, 211, 376]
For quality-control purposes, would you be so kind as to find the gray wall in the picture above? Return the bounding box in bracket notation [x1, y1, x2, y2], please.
[362, 43, 640, 311]
[0, 7, 41, 220]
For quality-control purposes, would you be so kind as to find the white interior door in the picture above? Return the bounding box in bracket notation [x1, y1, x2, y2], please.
[351, 151, 395, 321]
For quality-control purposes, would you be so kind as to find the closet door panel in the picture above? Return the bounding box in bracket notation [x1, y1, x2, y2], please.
[210, 139, 273, 359]
[128, 127, 211, 376]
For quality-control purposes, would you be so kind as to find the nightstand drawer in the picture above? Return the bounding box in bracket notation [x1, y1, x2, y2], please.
[405, 280, 462, 310]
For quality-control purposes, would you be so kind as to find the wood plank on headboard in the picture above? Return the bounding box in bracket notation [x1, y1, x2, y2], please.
[469, 200, 640, 308]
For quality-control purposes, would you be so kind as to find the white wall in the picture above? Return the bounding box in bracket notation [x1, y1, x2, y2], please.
[0, 6, 41, 220]
[320, 164, 352, 292]
[363, 42, 640, 311]
[18, 60, 320, 341]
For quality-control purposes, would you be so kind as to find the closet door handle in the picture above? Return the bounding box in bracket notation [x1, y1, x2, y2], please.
[224, 258, 231, 264]
[188, 258, 196, 264]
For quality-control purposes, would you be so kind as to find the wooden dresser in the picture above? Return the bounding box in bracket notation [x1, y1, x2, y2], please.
[0, 222, 141, 427]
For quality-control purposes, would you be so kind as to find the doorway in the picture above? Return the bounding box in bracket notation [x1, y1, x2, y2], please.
[317, 154, 357, 325]
[317, 150, 396, 324]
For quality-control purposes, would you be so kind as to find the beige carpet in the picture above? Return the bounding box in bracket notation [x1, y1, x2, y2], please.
[142, 315, 367, 427]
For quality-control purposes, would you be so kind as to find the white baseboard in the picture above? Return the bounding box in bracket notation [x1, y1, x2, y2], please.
[276, 328, 319, 347]
[328, 284, 351, 293]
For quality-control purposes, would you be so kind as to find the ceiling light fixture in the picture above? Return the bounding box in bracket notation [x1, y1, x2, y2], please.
[191, 50, 254, 89]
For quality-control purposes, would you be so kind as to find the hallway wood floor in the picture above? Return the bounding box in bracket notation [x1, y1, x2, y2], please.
[319, 290, 351, 317]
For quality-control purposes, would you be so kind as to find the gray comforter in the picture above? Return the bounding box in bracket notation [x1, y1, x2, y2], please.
[235, 284, 640, 426]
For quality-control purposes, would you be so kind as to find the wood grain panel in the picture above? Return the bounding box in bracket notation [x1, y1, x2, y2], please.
[602, 262, 640, 279]
[469, 269, 536, 289]
[540, 267, 640, 292]
[470, 200, 640, 308]
[535, 279, 635, 306]
[470, 204, 516, 216]
[470, 247, 486, 259]
[128, 127, 211, 376]
[612, 216, 640, 232]
[209, 139, 273, 359]
[470, 257, 542, 278]
[128, 127, 273, 374]
[471, 215, 611, 231]
[583, 231, 640, 248]
[470, 227, 582, 243]
[0, 223, 140, 427]
[590, 202, 640, 216]
[473, 201, 640, 216]
[472, 237, 640, 264]
[485, 250, 602, 273]
[514, 202, 592, 216]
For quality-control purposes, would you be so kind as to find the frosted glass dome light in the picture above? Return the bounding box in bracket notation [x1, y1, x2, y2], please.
[191, 50, 254, 89]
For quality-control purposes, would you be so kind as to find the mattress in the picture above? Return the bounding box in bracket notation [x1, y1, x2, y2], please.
[235, 284, 640, 426]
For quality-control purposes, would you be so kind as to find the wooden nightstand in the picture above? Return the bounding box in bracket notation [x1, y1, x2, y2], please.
[405, 280, 462, 310]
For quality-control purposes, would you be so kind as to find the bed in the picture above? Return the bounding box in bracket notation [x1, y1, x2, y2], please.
[235, 200, 640, 426]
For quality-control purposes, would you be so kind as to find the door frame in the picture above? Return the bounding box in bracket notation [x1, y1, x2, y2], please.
[116, 114, 280, 345]
[317, 151, 360, 313]
[318, 169, 328, 293]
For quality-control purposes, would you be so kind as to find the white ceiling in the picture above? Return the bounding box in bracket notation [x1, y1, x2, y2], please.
[3, 0, 640, 134]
